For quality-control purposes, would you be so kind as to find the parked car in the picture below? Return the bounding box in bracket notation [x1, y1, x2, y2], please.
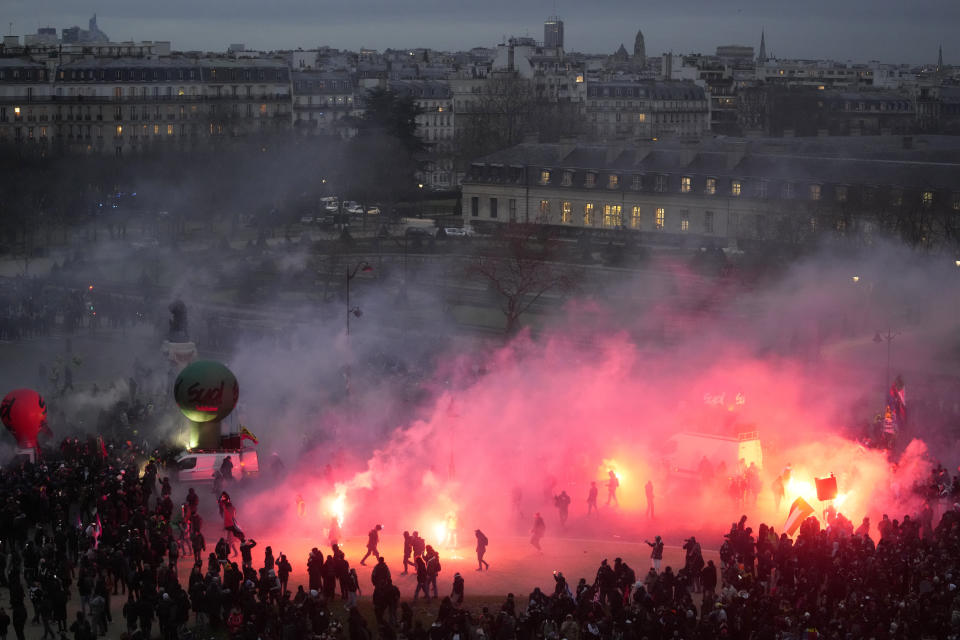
[321, 197, 339, 212]
[366, 206, 381, 216]
[444, 226, 475, 237]
[346, 204, 364, 215]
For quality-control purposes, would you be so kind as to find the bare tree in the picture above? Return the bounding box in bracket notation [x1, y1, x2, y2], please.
[468, 224, 579, 334]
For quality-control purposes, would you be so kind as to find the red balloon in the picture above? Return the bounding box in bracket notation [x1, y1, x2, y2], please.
[1, 388, 49, 448]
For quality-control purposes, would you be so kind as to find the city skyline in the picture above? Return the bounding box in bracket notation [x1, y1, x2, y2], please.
[3, 0, 953, 65]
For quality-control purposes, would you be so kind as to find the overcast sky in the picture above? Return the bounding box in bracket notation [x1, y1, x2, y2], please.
[4, 0, 953, 65]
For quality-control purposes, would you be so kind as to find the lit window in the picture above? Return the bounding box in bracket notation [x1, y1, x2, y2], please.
[115, 125, 122, 136]
[585, 173, 596, 188]
[704, 210, 714, 233]
[584, 203, 595, 226]
[681, 176, 692, 193]
[809, 184, 821, 201]
[539, 199, 550, 219]
[178, 87, 185, 96]
[680, 210, 689, 231]
[835, 186, 848, 202]
[561, 201, 572, 224]
[260, 103, 267, 114]
[655, 207, 665, 230]
[603, 204, 622, 227]
[154, 124, 160, 135]
[561, 171, 572, 186]
[638, 113, 646, 123]
[540, 170, 551, 185]
[631, 206, 642, 229]
[608, 175, 619, 189]
[731, 180, 742, 197]
[167, 124, 174, 135]
[921, 191, 933, 207]
[705, 178, 716, 195]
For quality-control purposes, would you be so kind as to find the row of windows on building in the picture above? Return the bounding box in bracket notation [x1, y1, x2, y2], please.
[293, 79, 352, 91]
[0, 85, 286, 102]
[0, 122, 263, 142]
[534, 169, 959, 207]
[469, 196, 723, 232]
[296, 95, 353, 106]
[0, 68, 286, 82]
[0, 102, 279, 122]
[467, 196, 867, 235]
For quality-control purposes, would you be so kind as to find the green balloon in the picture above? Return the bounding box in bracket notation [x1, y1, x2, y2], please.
[174, 360, 239, 423]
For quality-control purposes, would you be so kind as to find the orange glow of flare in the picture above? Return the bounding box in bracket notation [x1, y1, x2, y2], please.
[326, 487, 346, 527]
[785, 475, 851, 511]
[785, 477, 816, 503]
[598, 458, 626, 488]
[433, 521, 447, 542]
[593, 456, 654, 511]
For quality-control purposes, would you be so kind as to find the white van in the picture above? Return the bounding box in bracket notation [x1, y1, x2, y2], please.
[175, 449, 260, 484]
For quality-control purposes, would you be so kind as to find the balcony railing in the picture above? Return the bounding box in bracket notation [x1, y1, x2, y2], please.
[0, 93, 292, 104]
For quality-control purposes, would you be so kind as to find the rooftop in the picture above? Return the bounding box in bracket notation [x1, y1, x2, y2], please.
[467, 137, 960, 190]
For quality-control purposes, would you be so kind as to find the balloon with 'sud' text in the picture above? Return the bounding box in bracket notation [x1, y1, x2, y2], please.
[174, 360, 239, 423]
[1, 388, 49, 448]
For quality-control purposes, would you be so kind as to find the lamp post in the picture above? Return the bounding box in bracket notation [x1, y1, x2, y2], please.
[346, 260, 372, 336]
[873, 328, 900, 389]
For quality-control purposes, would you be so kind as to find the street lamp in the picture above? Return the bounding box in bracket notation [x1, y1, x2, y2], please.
[873, 328, 900, 389]
[346, 261, 373, 336]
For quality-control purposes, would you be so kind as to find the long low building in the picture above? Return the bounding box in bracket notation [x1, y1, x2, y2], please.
[460, 136, 960, 247]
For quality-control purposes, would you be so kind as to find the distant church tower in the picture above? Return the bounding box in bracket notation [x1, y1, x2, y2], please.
[758, 30, 768, 63]
[937, 44, 943, 73]
[634, 29, 646, 67]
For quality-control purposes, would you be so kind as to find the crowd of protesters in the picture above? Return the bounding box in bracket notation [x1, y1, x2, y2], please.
[3, 438, 960, 640]
[0, 275, 151, 343]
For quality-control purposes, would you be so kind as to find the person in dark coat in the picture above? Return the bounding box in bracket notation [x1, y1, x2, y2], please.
[413, 557, 429, 602]
[402, 531, 415, 575]
[220, 457, 234, 482]
[701, 560, 718, 595]
[371, 557, 391, 590]
[307, 549, 323, 592]
[530, 513, 546, 551]
[451, 573, 465, 606]
[475, 529, 490, 571]
[360, 525, 382, 566]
